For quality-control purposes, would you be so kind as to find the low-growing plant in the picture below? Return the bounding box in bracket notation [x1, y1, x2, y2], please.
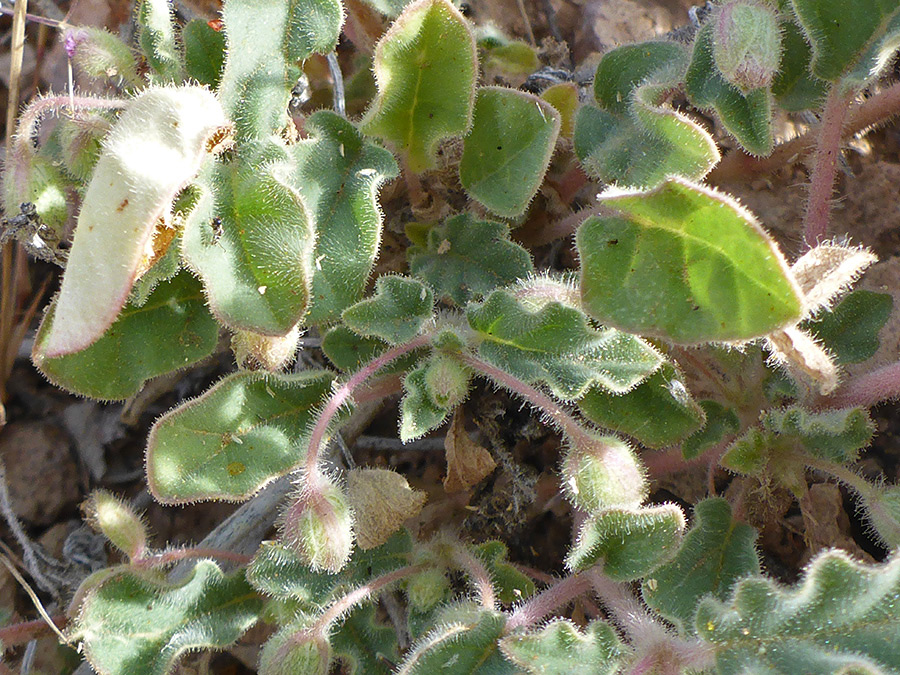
[3, 0, 900, 672]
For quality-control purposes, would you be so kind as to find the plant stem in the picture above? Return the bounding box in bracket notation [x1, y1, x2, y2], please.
[504, 571, 593, 632]
[0, 615, 66, 648]
[823, 360, 900, 409]
[803, 86, 853, 246]
[133, 547, 252, 569]
[458, 352, 595, 450]
[589, 570, 668, 645]
[450, 544, 496, 610]
[710, 80, 900, 183]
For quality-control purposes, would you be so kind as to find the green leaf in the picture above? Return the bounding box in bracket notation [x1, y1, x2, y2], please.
[762, 405, 875, 463]
[459, 87, 560, 218]
[566, 504, 685, 577]
[74, 561, 261, 675]
[805, 289, 893, 364]
[685, 23, 773, 156]
[643, 498, 760, 633]
[333, 603, 398, 675]
[219, 0, 342, 141]
[247, 541, 336, 605]
[791, 0, 900, 86]
[576, 178, 804, 344]
[182, 143, 315, 336]
[499, 620, 625, 675]
[398, 604, 511, 674]
[720, 427, 771, 476]
[182, 19, 226, 88]
[342, 276, 434, 345]
[136, 0, 183, 82]
[772, 19, 828, 111]
[467, 290, 662, 400]
[400, 362, 450, 442]
[574, 41, 719, 188]
[291, 111, 399, 324]
[146, 369, 336, 504]
[578, 363, 705, 448]
[322, 325, 388, 371]
[473, 541, 535, 606]
[361, 0, 477, 171]
[697, 550, 900, 674]
[408, 215, 533, 305]
[258, 613, 331, 675]
[861, 485, 900, 549]
[681, 400, 741, 460]
[33, 272, 218, 401]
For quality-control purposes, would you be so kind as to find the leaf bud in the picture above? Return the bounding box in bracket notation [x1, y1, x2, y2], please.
[424, 353, 470, 409]
[63, 27, 140, 88]
[712, 1, 781, 91]
[279, 477, 355, 573]
[561, 435, 647, 513]
[406, 567, 450, 612]
[82, 489, 147, 560]
[232, 324, 302, 371]
[259, 620, 331, 675]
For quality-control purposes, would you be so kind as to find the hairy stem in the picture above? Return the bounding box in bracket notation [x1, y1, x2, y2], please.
[133, 547, 253, 569]
[803, 87, 853, 246]
[589, 570, 668, 645]
[450, 544, 496, 610]
[505, 571, 593, 632]
[303, 333, 431, 491]
[823, 360, 900, 409]
[0, 615, 66, 647]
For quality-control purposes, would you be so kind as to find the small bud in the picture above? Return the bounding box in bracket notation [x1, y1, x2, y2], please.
[561, 435, 647, 513]
[232, 324, 302, 371]
[82, 489, 147, 560]
[406, 567, 450, 612]
[63, 27, 140, 88]
[862, 486, 900, 549]
[279, 477, 354, 573]
[259, 620, 330, 675]
[424, 353, 470, 408]
[713, 1, 781, 91]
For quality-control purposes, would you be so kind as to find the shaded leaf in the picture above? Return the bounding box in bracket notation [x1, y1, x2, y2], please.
[74, 561, 261, 675]
[467, 290, 662, 400]
[361, 0, 477, 171]
[772, 19, 828, 111]
[643, 498, 760, 632]
[697, 550, 900, 673]
[805, 289, 893, 365]
[577, 178, 803, 344]
[681, 400, 741, 460]
[408, 214, 534, 306]
[147, 370, 336, 503]
[473, 540, 535, 606]
[459, 87, 560, 217]
[34, 272, 218, 401]
[400, 362, 450, 442]
[578, 363, 705, 448]
[291, 111, 399, 323]
[333, 603, 398, 675]
[322, 325, 387, 371]
[182, 19, 226, 88]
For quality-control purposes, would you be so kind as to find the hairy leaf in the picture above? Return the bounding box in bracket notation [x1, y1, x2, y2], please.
[183, 19, 226, 88]
[182, 142, 315, 336]
[400, 362, 451, 442]
[408, 214, 533, 305]
[136, 0, 182, 82]
[762, 405, 875, 463]
[577, 178, 803, 344]
[361, 0, 477, 171]
[578, 363, 705, 448]
[805, 289, 893, 364]
[322, 325, 388, 371]
[219, 0, 342, 140]
[697, 550, 900, 673]
[772, 19, 828, 111]
[292, 111, 399, 323]
[33, 272, 218, 401]
[147, 369, 336, 503]
[566, 504, 686, 577]
[643, 498, 760, 632]
[467, 290, 662, 400]
[499, 620, 624, 675]
[343, 276, 434, 344]
[473, 541, 535, 606]
[247, 541, 336, 605]
[74, 561, 261, 675]
[333, 603, 398, 675]
[459, 87, 560, 217]
[686, 23, 773, 156]
[574, 42, 718, 188]
[681, 400, 741, 460]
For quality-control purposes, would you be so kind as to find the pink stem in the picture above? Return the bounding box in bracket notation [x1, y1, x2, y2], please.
[303, 333, 432, 490]
[505, 572, 593, 632]
[133, 547, 252, 569]
[0, 615, 66, 648]
[450, 545, 496, 610]
[803, 87, 853, 246]
[822, 360, 900, 409]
